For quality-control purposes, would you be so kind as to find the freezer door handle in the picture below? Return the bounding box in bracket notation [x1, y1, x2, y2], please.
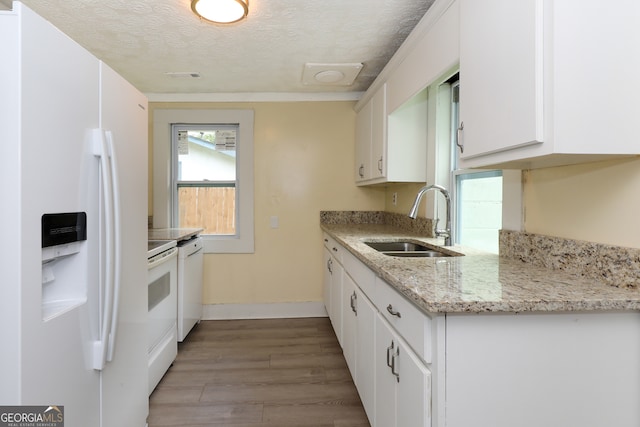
[90, 128, 121, 370]
[105, 130, 122, 363]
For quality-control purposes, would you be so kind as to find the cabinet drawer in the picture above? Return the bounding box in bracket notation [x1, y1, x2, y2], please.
[322, 233, 344, 264]
[375, 277, 432, 363]
[343, 249, 375, 297]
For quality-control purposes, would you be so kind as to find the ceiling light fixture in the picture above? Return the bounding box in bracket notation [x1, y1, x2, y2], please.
[191, 0, 248, 24]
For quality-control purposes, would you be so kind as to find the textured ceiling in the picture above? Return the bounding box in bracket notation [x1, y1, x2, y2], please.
[17, 0, 434, 94]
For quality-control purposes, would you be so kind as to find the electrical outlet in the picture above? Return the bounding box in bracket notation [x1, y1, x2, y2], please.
[392, 192, 398, 206]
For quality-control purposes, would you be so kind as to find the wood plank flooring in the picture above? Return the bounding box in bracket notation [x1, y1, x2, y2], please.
[148, 317, 371, 427]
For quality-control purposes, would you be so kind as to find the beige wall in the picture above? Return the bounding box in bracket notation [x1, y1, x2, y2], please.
[149, 101, 385, 305]
[384, 157, 640, 250]
[523, 157, 640, 248]
[146, 101, 640, 307]
[383, 182, 427, 215]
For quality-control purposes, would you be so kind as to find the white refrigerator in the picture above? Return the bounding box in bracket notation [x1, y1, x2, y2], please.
[0, 2, 148, 426]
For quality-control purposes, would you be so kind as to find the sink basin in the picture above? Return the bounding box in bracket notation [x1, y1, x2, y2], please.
[364, 241, 432, 252]
[384, 250, 453, 258]
[363, 240, 463, 258]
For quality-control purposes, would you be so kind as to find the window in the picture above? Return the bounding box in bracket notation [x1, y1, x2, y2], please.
[454, 170, 502, 253]
[153, 109, 254, 253]
[448, 78, 502, 253]
[172, 124, 238, 235]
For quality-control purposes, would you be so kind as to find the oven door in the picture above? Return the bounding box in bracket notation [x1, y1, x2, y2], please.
[147, 247, 178, 394]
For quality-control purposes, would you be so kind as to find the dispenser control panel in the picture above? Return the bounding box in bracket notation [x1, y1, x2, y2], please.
[41, 212, 87, 262]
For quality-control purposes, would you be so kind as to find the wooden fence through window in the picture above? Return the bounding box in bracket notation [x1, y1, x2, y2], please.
[178, 187, 236, 235]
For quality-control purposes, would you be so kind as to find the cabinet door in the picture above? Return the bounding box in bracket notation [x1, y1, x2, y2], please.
[458, 0, 542, 159]
[355, 287, 376, 424]
[370, 85, 387, 179]
[355, 84, 386, 183]
[375, 314, 398, 427]
[355, 100, 372, 182]
[376, 313, 432, 427]
[342, 274, 358, 378]
[322, 247, 332, 316]
[329, 257, 344, 346]
[396, 338, 431, 427]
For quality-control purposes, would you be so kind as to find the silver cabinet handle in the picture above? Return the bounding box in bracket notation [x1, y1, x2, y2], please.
[456, 121, 464, 153]
[350, 291, 357, 314]
[391, 346, 400, 383]
[386, 340, 395, 368]
[327, 258, 332, 274]
[377, 156, 383, 173]
[358, 164, 365, 178]
[387, 304, 401, 318]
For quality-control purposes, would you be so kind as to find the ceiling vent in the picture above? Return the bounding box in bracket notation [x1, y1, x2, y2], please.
[301, 63, 363, 86]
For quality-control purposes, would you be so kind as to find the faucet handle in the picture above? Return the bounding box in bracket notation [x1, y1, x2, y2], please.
[434, 218, 450, 238]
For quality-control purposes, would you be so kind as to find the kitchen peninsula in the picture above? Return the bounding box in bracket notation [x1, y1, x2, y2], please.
[321, 211, 640, 427]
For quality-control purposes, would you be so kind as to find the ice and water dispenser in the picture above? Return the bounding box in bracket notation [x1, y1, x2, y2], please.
[41, 212, 88, 320]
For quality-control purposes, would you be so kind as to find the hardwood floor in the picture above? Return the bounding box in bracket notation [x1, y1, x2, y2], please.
[148, 317, 371, 427]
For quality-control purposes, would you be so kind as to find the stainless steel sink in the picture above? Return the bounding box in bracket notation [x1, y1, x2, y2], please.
[364, 241, 432, 252]
[383, 250, 454, 257]
[363, 240, 463, 258]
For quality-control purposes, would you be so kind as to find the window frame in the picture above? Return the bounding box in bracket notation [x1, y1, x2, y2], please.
[153, 109, 254, 254]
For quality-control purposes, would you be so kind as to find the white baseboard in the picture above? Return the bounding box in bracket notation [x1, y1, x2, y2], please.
[202, 302, 328, 320]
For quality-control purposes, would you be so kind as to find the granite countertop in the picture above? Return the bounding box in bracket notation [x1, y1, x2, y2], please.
[148, 228, 204, 242]
[321, 223, 640, 314]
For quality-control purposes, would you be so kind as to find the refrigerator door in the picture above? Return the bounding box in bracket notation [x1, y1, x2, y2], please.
[15, 3, 101, 426]
[99, 62, 149, 427]
[0, 5, 148, 427]
[0, 6, 22, 405]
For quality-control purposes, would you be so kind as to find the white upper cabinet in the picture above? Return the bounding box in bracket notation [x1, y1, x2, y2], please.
[354, 0, 459, 185]
[458, 0, 541, 160]
[355, 97, 373, 182]
[355, 85, 387, 183]
[385, 0, 460, 114]
[458, 0, 640, 169]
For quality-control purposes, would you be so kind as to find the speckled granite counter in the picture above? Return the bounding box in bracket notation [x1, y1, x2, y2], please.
[148, 228, 203, 242]
[321, 223, 640, 314]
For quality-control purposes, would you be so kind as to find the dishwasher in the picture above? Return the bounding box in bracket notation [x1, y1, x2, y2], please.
[177, 236, 204, 342]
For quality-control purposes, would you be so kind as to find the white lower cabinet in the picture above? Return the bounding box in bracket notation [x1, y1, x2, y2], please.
[322, 247, 332, 317]
[329, 259, 344, 346]
[323, 234, 344, 345]
[323, 235, 640, 427]
[445, 312, 640, 427]
[376, 313, 431, 427]
[326, 237, 432, 427]
[354, 286, 376, 423]
[341, 274, 358, 377]
[342, 273, 377, 423]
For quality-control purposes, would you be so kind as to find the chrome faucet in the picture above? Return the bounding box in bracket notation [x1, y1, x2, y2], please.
[408, 184, 452, 246]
